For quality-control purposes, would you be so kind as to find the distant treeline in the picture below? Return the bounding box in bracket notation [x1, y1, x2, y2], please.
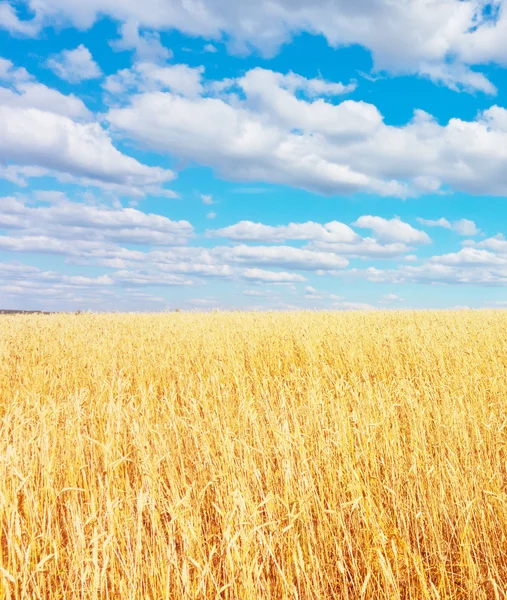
[0, 310, 53, 315]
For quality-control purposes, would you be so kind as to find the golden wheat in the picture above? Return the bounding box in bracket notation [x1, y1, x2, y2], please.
[1, 310, 507, 599]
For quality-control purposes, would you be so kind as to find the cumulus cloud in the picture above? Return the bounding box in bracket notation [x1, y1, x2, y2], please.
[349, 235, 507, 286]
[0, 195, 194, 246]
[0, 58, 176, 195]
[333, 301, 377, 311]
[417, 217, 480, 235]
[104, 62, 204, 97]
[104, 66, 507, 198]
[0, 2, 39, 35]
[3, 0, 506, 93]
[417, 217, 453, 229]
[0, 56, 90, 119]
[453, 218, 480, 236]
[353, 216, 431, 244]
[0, 105, 174, 195]
[110, 22, 172, 63]
[209, 218, 419, 259]
[47, 45, 102, 83]
[209, 220, 359, 243]
[310, 239, 412, 258]
[218, 245, 349, 270]
[106, 73, 401, 197]
[382, 293, 404, 301]
[241, 268, 306, 283]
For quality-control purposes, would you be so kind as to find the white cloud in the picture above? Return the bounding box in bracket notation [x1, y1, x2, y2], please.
[201, 194, 214, 205]
[0, 56, 90, 119]
[429, 248, 506, 267]
[353, 216, 431, 244]
[382, 293, 404, 301]
[208, 218, 418, 259]
[106, 67, 405, 198]
[219, 244, 349, 270]
[4, 0, 506, 93]
[203, 44, 218, 53]
[266, 70, 357, 97]
[350, 238, 507, 286]
[111, 22, 172, 63]
[333, 301, 376, 310]
[207, 212, 216, 219]
[0, 59, 174, 195]
[453, 218, 480, 236]
[0, 57, 29, 82]
[0, 195, 193, 247]
[417, 217, 480, 236]
[243, 289, 277, 298]
[0, 2, 38, 35]
[104, 62, 204, 97]
[241, 268, 306, 283]
[209, 220, 359, 243]
[417, 217, 452, 229]
[418, 61, 497, 95]
[0, 81, 91, 119]
[105, 66, 507, 198]
[0, 104, 174, 195]
[310, 239, 411, 258]
[47, 45, 102, 83]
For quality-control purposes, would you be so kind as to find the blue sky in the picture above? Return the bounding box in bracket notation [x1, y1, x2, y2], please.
[2, 1, 507, 311]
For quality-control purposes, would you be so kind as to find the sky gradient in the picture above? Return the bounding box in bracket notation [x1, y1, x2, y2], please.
[2, 0, 507, 311]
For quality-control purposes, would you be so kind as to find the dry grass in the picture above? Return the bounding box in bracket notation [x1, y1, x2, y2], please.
[2, 310, 507, 599]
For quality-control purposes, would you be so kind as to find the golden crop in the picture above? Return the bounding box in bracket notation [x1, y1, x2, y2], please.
[2, 310, 507, 599]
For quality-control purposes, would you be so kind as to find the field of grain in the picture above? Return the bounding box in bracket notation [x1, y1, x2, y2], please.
[1, 310, 507, 599]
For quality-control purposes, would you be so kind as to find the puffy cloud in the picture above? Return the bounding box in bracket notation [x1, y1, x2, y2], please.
[105, 74, 403, 197]
[353, 216, 431, 244]
[333, 301, 377, 310]
[0, 105, 174, 195]
[0, 81, 91, 119]
[382, 293, 404, 301]
[47, 45, 102, 83]
[0, 58, 175, 195]
[241, 268, 306, 283]
[209, 220, 359, 243]
[3, 0, 506, 92]
[453, 218, 480, 236]
[429, 248, 506, 266]
[468, 234, 507, 254]
[0, 195, 194, 247]
[247, 69, 357, 98]
[0, 57, 29, 81]
[104, 62, 204, 98]
[105, 65, 507, 198]
[350, 236, 507, 286]
[201, 194, 214, 205]
[310, 239, 411, 258]
[209, 218, 417, 259]
[418, 61, 497, 95]
[0, 2, 38, 35]
[0, 56, 90, 119]
[417, 217, 480, 235]
[110, 22, 172, 63]
[218, 244, 349, 270]
[417, 217, 452, 229]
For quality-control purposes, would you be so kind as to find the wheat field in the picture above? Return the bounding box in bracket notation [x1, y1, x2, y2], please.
[1, 310, 507, 599]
